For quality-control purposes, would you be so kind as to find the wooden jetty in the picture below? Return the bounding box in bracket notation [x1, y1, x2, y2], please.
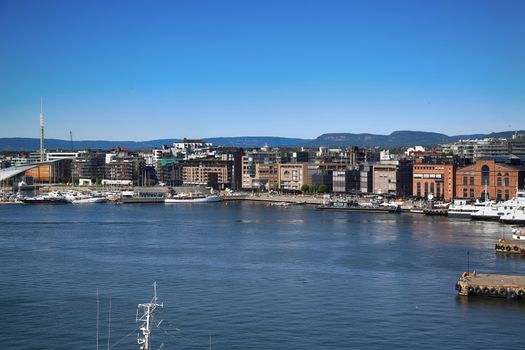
[456, 271, 525, 299]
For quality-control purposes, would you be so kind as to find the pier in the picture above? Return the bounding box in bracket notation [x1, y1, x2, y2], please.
[495, 238, 525, 255]
[456, 272, 525, 299]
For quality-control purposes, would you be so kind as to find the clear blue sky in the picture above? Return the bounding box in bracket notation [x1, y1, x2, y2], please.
[0, 0, 524, 140]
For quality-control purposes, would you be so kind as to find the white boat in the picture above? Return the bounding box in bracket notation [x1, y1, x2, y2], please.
[165, 193, 222, 203]
[500, 206, 525, 225]
[448, 199, 491, 218]
[72, 195, 108, 204]
[471, 190, 525, 221]
[22, 192, 69, 204]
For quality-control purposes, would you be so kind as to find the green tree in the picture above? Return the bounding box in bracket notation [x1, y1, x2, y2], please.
[301, 184, 310, 193]
[318, 184, 328, 193]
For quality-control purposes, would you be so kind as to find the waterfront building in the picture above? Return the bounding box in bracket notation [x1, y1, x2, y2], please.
[241, 147, 282, 190]
[278, 163, 308, 191]
[455, 159, 525, 201]
[71, 151, 106, 184]
[105, 149, 146, 185]
[372, 160, 413, 197]
[23, 158, 71, 184]
[182, 159, 230, 189]
[311, 169, 334, 192]
[412, 160, 456, 201]
[359, 164, 374, 194]
[332, 169, 360, 193]
[157, 158, 182, 186]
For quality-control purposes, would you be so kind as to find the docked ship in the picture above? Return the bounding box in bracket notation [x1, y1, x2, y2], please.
[500, 207, 525, 225]
[165, 193, 222, 203]
[471, 190, 525, 221]
[22, 192, 69, 204]
[447, 199, 491, 218]
[71, 194, 108, 204]
[120, 187, 169, 203]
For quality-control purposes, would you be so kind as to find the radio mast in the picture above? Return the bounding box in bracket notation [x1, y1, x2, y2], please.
[40, 98, 45, 162]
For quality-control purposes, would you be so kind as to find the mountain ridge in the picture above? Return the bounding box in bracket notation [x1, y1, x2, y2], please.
[0, 130, 522, 151]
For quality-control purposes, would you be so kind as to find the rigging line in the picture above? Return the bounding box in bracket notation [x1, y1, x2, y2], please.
[107, 296, 112, 350]
[96, 289, 99, 350]
[108, 329, 140, 350]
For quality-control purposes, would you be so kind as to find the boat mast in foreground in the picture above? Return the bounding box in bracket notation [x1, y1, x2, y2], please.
[137, 282, 163, 350]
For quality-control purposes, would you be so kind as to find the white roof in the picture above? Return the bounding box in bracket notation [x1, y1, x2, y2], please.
[0, 164, 39, 181]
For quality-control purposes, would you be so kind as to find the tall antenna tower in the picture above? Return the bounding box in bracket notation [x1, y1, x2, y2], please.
[40, 98, 45, 162]
[136, 282, 163, 350]
[70, 130, 74, 150]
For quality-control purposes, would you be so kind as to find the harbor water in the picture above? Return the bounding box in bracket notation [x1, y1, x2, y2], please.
[1, 202, 524, 349]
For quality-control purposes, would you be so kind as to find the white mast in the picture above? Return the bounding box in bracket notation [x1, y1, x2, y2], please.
[137, 282, 163, 350]
[40, 98, 45, 162]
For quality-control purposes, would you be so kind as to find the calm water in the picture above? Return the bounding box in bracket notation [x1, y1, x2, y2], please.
[1, 202, 524, 349]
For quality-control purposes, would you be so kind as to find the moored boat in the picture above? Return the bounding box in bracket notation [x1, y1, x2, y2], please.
[22, 192, 69, 204]
[165, 193, 222, 203]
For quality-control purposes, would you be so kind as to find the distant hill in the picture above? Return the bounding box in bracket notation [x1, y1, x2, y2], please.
[0, 130, 523, 151]
[307, 130, 524, 147]
[0, 138, 180, 152]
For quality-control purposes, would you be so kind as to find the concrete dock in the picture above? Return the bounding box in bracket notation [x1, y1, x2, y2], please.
[456, 271, 525, 298]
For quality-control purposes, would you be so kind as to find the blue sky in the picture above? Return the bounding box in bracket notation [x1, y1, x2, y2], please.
[0, 0, 524, 140]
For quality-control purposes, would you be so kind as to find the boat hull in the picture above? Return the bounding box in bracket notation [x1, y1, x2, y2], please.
[72, 197, 108, 204]
[165, 196, 221, 203]
[22, 198, 69, 204]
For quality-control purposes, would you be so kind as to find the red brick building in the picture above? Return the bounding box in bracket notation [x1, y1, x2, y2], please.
[455, 159, 525, 201]
[412, 161, 456, 201]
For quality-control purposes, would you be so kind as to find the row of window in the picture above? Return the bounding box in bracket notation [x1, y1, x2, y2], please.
[462, 176, 510, 186]
[461, 188, 510, 200]
[416, 182, 443, 198]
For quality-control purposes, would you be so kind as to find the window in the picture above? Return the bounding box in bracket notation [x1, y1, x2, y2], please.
[463, 176, 467, 185]
[424, 183, 428, 196]
[505, 190, 509, 200]
[470, 189, 475, 198]
[436, 183, 441, 198]
[416, 183, 421, 197]
[463, 188, 467, 198]
[470, 176, 475, 185]
[497, 190, 502, 201]
[481, 165, 490, 185]
[497, 177, 502, 186]
[430, 183, 434, 195]
[504, 178, 509, 187]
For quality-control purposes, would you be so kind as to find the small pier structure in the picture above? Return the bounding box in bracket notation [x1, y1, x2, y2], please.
[456, 271, 525, 299]
[495, 238, 525, 255]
